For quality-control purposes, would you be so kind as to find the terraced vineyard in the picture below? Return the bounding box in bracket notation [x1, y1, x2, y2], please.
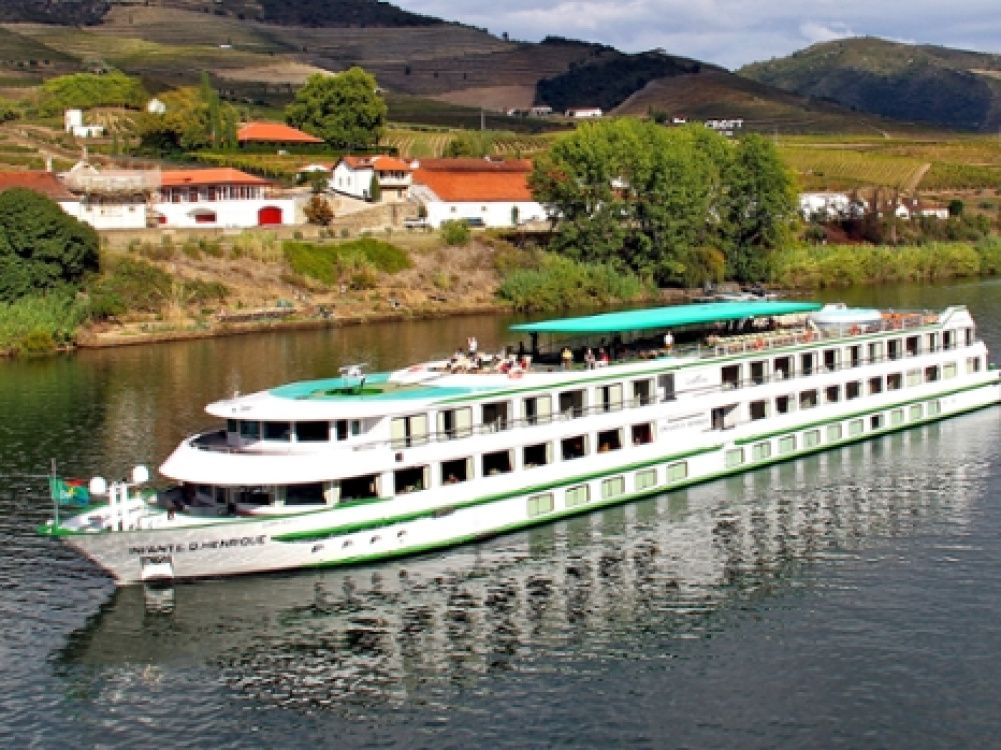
[381, 127, 552, 158]
[779, 144, 926, 190]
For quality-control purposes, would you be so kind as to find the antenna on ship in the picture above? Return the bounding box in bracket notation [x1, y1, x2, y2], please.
[339, 363, 368, 392]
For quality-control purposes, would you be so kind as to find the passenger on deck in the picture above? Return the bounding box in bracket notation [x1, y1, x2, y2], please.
[584, 347, 596, 369]
[561, 346, 574, 370]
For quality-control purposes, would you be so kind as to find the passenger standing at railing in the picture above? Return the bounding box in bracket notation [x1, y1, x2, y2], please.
[561, 346, 574, 370]
[663, 330, 674, 354]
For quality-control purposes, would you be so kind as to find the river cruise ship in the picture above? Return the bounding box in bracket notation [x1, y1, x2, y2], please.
[40, 301, 1001, 584]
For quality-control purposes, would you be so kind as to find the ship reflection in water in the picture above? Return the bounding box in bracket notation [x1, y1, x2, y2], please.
[54, 418, 990, 716]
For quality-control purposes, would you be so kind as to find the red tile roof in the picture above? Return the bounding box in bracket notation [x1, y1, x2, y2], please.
[413, 159, 534, 202]
[340, 155, 413, 172]
[0, 171, 76, 201]
[237, 121, 323, 144]
[160, 168, 271, 187]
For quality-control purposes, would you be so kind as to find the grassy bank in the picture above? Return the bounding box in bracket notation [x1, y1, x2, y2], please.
[0, 290, 88, 356]
[769, 238, 1001, 288]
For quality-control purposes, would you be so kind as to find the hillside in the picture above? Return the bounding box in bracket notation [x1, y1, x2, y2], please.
[739, 37, 1001, 132]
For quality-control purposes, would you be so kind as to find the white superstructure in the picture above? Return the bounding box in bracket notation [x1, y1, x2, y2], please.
[41, 301, 1001, 585]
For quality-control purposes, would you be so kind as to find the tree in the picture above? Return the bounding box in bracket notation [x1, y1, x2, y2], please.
[38, 71, 147, 116]
[304, 194, 334, 225]
[285, 68, 387, 149]
[136, 84, 238, 154]
[0, 188, 99, 302]
[720, 134, 797, 282]
[368, 173, 381, 202]
[530, 119, 731, 285]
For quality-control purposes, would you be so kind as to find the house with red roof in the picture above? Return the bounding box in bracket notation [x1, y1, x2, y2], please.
[409, 158, 548, 228]
[0, 170, 80, 208]
[237, 121, 324, 149]
[156, 168, 297, 228]
[331, 155, 414, 203]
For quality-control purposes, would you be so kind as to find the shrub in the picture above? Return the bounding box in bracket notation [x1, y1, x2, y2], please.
[88, 257, 173, 318]
[0, 289, 88, 355]
[498, 253, 649, 312]
[304, 194, 334, 225]
[440, 219, 471, 246]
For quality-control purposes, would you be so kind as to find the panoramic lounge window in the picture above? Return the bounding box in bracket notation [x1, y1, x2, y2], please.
[295, 421, 329, 442]
[263, 421, 291, 441]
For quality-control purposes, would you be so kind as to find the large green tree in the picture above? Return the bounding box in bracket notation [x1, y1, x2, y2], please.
[136, 79, 238, 154]
[285, 67, 387, 149]
[38, 70, 146, 116]
[530, 119, 732, 285]
[721, 134, 798, 282]
[0, 188, 99, 302]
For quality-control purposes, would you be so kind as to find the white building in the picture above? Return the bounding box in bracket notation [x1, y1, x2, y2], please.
[410, 158, 548, 229]
[156, 168, 297, 228]
[331, 155, 414, 203]
[64, 109, 104, 138]
[59, 161, 156, 230]
[799, 192, 853, 221]
[565, 107, 603, 119]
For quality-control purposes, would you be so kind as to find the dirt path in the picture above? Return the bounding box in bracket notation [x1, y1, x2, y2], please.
[906, 162, 932, 191]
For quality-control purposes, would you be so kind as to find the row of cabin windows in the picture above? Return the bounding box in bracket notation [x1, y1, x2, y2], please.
[729, 399, 943, 469]
[229, 418, 362, 442]
[745, 361, 965, 423]
[727, 330, 973, 388]
[391, 376, 673, 447]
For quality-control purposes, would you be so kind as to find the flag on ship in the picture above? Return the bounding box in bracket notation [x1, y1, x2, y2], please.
[49, 477, 90, 506]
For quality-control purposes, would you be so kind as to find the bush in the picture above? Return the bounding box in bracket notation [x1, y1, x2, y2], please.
[0, 289, 88, 355]
[283, 238, 410, 286]
[498, 253, 649, 312]
[440, 219, 471, 246]
[87, 258, 173, 318]
[304, 194, 334, 225]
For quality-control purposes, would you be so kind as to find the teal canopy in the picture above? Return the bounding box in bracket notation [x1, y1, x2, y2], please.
[511, 301, 824, 335]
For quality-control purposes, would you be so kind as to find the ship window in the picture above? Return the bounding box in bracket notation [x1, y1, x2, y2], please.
[774, 356, 792, 380]
[928, 400, 941, 416]
[527, 492, 554, 517]
[390, 414, 428, 448]
[227, 419, 237, 434]
[775, 395, 792, 414]
[906, 336, 920, 356]
[965, 328, 974, 346]
[631, 423, 653, 445]
[800, 352, 815, 376]
[631, 378, 653, 406]
[721, 364, 741, 389]
[394, 466, 428, 494]
[888, 339, 902, 360]
[635, 468, 657, 490]
[597, 429, 622, 453]
[910, 404, 923, 420]
[907, 369, 922, 386]
[849, 345, 862, 367]
[565, 484, 590, 507]
[483, 450, 512, 476]
[239, 420, 260, 440]
[285, 482, 326, 505]
[295, 421, 329, 442]
[849, 419, 864, 437]
[522, 395, 551, 426]
[523, 442, 551, 468]
[870, 414, 884, 430]
[750, 400, 768, 420]
[597, 383, 623, 412]
[263, 421, 291, 441]
[658, 373, 676, 401]
[750, 360, 768, 385]
[482, 401, 510, 432]
[927, 333, 939, 352]
[823, 349, 838, 372]
[804, 429, 821, 448]
[943, 330, 955, 350]
[799, 389, 818, 410]
[778, 436, 796, 454]
[441, 457, 471, 485]
[237, 486, 272, 506]
[561, 434, 588, 461]
[827, 424, 842, 442]
[887, 373, 903, 390]
[967, 357, 982, 373]
[438, 406, 472, 439]
[846, 381, 861, 399]
[868, 341, 883, 363]
[868, 376, 883, 395]
[339, 474, 379, 501]
[825, 385, 841, 403]
[891, 408, 905, 426]
[942, 362, 957, 379]
[725, 448, 744, 468]
[711, 403, 739, 430]
[752, 442, 771, 461]
[559, 389, 586, 419]
[924, 366, 940, 383]
[601, 476, 625, 499]
[667, 461, 688, 482]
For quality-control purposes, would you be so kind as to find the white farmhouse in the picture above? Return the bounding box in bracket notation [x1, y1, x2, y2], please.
[155, 168, 297, 228]
[410, 158, 547, 229]
[64, 109, 104, 138]
[61, 161, 157, 230]
[330, 155, 413, 202]
[565, 107, 603, 119]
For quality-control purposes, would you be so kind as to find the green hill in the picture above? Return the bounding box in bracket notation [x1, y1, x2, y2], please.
[739, 37, 1001, 132]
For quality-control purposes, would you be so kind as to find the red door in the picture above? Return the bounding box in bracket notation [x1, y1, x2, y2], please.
[258, 206, 282, 225]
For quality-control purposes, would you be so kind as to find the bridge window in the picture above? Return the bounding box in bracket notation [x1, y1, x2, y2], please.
[295, 421, 329, 442]
[263, 421, 291, 441]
